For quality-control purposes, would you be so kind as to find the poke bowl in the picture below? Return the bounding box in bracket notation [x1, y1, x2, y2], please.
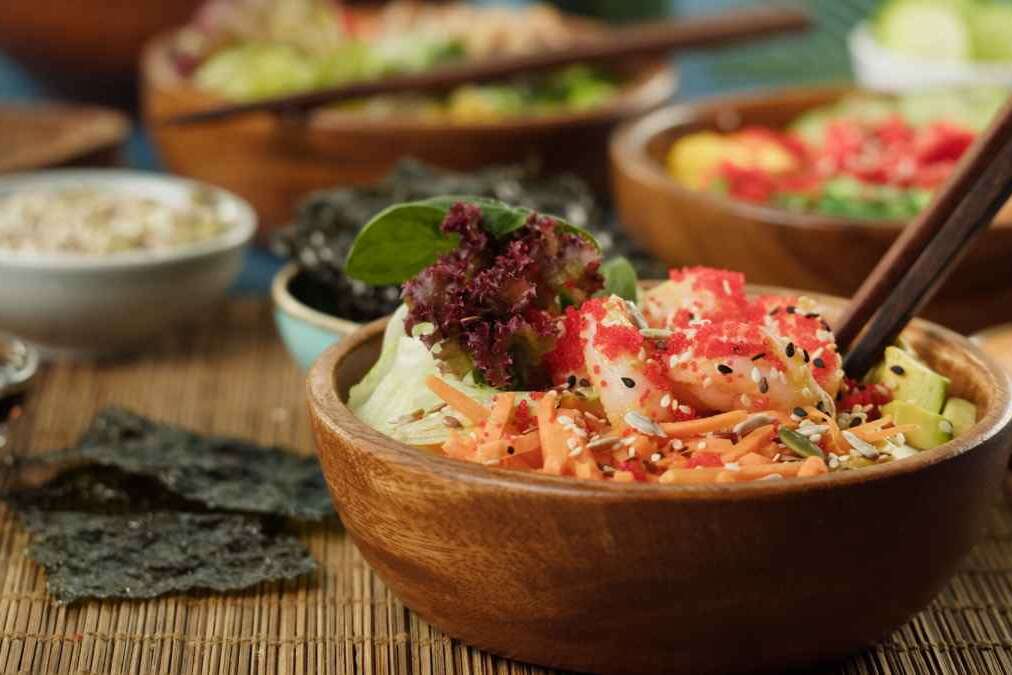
[142, 1, 676, 234]
[610, 85, 1012, 333]
[0, 169, 255, 358]
[308, 197, 1012, 674]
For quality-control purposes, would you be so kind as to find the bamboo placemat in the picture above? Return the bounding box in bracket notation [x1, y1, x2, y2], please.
[3, 298, 1012, 675]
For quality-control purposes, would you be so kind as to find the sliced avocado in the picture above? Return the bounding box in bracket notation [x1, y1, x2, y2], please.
[882, 400, 953, 450]
[942, 397, 977, 436]
[872, 346, 950, 414]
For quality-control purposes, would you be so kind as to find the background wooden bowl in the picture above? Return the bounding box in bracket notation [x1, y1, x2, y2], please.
[0, 0, 203, 100]
[0, 104, 129, 173]
[610, 86, 1012, 333]
[142, 34, 676, 238]
[308, 289, 1012, 675]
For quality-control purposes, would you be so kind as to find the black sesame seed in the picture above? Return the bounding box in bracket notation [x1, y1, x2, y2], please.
[769, 307, 781, 316]
[793, 407, 807, 418]
[786, 305, 797, 314]
[802, 349, 810, 363]
[821, 319, 832, 331]
[759, 377, 769, 394]
[717, 364, 733, 375]
[835, 391, 843, 401]
[621, 377, 636, 388]
[805, 312, 819, 319]
[816, 401, 827, 413]
[567, 374, 577, 388]
[507, 446, 516, 455]
[850, 418, 862, 428]
[813, 357, 826, 368]
[786, 342, 796, 357]
[890, 365, 905, 375]
[579, 378, 591, 388]
[751, 352, 766, 361]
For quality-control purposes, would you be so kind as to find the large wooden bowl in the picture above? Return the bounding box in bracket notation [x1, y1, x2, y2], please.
[0, 0, 202, 92]
[610, 86, 1012, 333]
[308, 288, 1012, 674]
[142, 34, 676, 237]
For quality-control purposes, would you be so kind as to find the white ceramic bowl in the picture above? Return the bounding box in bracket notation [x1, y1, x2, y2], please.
[849, 23, 1012, 92]
[0, 169, 256, 358]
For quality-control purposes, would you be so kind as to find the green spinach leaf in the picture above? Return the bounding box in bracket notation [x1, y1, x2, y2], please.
[345, 196, 599, 285]
[599, 256, 639, 302]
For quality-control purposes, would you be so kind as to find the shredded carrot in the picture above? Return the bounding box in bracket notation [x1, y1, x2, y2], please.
[721, 424, 775, 462]
[536, 392, 572, 475]
[797, 456, 829, 477]
[716, 470, 737, 483]
[482, 393, 515, 442]
[658, 468, 723, 484]
[510, 431, 541, 454]
[425, 375, 489, 425]
[738, 452, 770, 466]
[660, 410, 748, 437]
[737, 462, 803, 478]
[690, 437, 735, 454]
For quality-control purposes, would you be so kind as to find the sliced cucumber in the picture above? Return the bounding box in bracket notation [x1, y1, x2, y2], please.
[875, 0, 972, 62]
[970, 4, 1012, 62]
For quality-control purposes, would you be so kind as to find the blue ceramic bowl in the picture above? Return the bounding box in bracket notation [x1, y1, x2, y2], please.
[271, 263, 360, 371]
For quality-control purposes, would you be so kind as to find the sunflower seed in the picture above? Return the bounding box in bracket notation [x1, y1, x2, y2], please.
[842, 430, 879, 459]
[732, 413, 776, 437]
[624, 411, 666, 437]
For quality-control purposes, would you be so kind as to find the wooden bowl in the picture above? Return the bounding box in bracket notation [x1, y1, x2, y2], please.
[0, 104, 129, 173]
[142, 34, 676, 237]
[610, 86, 1012, 333]
[0, 0, 202, 94]
[308, 288, 1012, 674]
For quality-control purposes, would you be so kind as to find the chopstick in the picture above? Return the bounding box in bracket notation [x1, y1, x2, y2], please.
[836, 95, 1012, 379]
[163, 5, 809, 126]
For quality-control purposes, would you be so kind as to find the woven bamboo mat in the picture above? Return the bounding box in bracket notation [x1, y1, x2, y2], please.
[2, 298, 1012, 675]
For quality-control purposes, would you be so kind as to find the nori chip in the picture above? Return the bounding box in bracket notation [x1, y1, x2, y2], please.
[20, 510, 316, 604]
[62, 407, 333, 521]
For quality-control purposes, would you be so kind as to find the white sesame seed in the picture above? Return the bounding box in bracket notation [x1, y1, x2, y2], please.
[809, 434, 823, 443]
[628, 447, 638, 458]
[650, 452, 663, 462]
[703, 377, 713, 387]
[678, 405, 691, 414]
[621, 436, 637, 446]
[566, 437, 579, 451]
[671, 439, 684, 450]
[668, 355, 679, 368]
[556, 415, 574, 426]
[696, 442, 707, 450]
[660, 394, 672, 408]
[750, 366, 761, 383]
[722, 279, 732, 295]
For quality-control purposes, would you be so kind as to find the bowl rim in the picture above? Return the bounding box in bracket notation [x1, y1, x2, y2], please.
[142, 30, 679, 134]
[609, 85, 1012, 233]
[0, 168, 257, 270]
[309, 285, 1012, 502]
[271, 262, 362, 334]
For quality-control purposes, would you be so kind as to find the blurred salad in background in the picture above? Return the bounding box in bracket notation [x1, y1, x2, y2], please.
[171, 0, 620, 121]
[666, 88, 1010, 221]
[873, 0, 1012, 63]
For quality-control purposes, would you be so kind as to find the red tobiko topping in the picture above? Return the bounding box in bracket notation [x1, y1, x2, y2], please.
[594, 324, 644, 360]
[687, 453, 723, 468]
[838, 378, 892, 420]
[403, 202, 603, 389]
[544, 307, 586, 379]
[513, 400, 533, 431]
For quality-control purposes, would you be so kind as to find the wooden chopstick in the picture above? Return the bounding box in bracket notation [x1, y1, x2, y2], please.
[837, 95, 1012, 379]
[163, 5, 809, 126]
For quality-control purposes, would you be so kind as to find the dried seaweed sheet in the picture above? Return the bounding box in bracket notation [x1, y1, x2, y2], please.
[63, 407, 333, 521]
[21, 510, 316, 604]
[4, 466, 317, 603]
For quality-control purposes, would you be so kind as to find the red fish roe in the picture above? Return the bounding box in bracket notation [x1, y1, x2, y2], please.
[544, 307, 585, 380]
[687, 452, 723, 468]
[619, 459, 648, 481]
[838, 378, 892, 420]
[513, 400, 534, 430]
[593, 324, 644, 360]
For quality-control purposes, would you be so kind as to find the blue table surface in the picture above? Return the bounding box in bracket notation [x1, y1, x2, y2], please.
[0, 0, 859, 295]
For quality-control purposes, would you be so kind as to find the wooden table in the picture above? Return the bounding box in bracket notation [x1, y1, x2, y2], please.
[3, 299, 1012, 674]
